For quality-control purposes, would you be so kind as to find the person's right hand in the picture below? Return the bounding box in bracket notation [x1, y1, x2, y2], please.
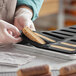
[0, 20, 22, 45]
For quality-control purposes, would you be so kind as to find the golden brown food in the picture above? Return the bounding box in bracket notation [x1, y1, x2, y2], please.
[22, 26, 46, 44]
[37, 72, 51, 76]
[17, 64, 51, 76]
[59, 73, 76, 76]
[50, 45, 75, 51]
[61, 42, 76, 47]
[59, 64, 76, 76]
[34, 33, 56, 43]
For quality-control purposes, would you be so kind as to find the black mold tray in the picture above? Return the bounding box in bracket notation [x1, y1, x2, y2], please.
[48, 43, 76, 54]
[19, 25, 76, 54]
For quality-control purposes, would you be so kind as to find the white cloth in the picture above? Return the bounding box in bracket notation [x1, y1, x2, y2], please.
[0, 52, 35, 67]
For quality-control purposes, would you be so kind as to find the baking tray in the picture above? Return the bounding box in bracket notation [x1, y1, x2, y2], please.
[57, 37, 76, 50]
[49, 42, 76, 54]
[20, 25, 76, 55]
[20, 25, 76, 45]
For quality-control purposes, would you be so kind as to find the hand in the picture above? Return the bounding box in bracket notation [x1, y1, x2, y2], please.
[0, 20, 22, 44]
[14, 8, 36, 31]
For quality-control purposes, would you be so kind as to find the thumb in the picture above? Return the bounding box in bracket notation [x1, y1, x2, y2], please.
[24, 20, 36, 31]
[30, 21, 36, 31]
[4, 29, 22, 44]
[7, 24, 21, 36]
[12, 37, 22, 44]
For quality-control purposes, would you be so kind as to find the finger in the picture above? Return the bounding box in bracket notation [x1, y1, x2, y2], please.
[6, 37, 22, 44]
[4, 29, 22, 44]
[30, 22, 36, 31]
[23, 19, 31, 28]
[8, 23, 21, 36]
[7, 30, 13, 36]
[14, 18, 23, 30]
[12, 37, 22, 44]
[28, 20, 36, 31]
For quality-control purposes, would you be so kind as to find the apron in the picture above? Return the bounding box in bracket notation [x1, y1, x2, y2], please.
[0, 0, 17, 24]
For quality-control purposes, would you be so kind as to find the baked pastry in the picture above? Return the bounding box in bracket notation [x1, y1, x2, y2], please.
[17, 64, 50, 76]
[34, 32, 56, 43]
[37, 72, 51, 76]
[22, 26, 46, 44]
[59, 73, 76, 76]
[50, 45, 75, 51]
[61, 42, 76, 47]
[59, 64, 76, 76]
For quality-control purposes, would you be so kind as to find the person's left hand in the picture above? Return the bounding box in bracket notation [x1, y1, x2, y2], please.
[14, 8, 36, 31]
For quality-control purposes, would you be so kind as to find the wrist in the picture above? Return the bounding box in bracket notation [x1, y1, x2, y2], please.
[15, 7, 33, 19]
